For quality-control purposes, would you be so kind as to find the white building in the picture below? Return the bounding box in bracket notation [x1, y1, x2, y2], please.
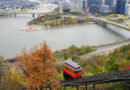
[62, 0, 70, 10]
[126, 0, 130, 4]
[125, 4, 130, 17]
[70, 3, 83, 12]
[113, 0, 117, 5]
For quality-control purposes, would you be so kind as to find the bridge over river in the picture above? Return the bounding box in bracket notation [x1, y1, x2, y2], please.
[91, 14, 130, 31]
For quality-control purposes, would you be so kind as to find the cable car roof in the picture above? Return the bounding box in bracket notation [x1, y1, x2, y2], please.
[63, 59, 82, 71]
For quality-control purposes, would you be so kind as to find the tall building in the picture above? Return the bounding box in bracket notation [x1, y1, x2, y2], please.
[98, 0, 105, 5]
[83, 0, 86, 9]
[92, 0, 105, 5]
[113, 0, 117, 5]
[105, 0, 117, 13]
[126, 0, 130, 4]
[105, 0, 117, 5]
[125, 4, 130, 16]
[116, 0, 126, 14]
[125, 0, 130, 16]
[88, 0, 97, 5]
[105, 0, 114, 6]
[62, 0, 70, 12]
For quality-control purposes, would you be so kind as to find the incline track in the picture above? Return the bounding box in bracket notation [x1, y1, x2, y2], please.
[42, 69, 130, 88]
[61, 69, 130, 86]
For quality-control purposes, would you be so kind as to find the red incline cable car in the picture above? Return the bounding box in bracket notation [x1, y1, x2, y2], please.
[63, 59, 82, 80]
[119, 65, 130, 70]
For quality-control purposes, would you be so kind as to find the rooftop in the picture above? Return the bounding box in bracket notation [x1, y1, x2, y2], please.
[63, 59, 82, 71]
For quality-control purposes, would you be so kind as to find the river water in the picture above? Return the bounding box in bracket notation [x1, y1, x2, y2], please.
[0, 14, 130, 58]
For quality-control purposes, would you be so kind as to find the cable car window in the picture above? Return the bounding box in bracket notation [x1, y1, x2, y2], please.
[69, 68, 70, 71]
[64, 66, 75, 73]
[72, 70, 74, 73]
[75, 70, 81, 74]
[66, 67, 69, 71]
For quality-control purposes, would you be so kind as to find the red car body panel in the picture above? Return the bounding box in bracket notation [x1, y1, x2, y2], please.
[119, 65, 130, 70]
[63, 68, 82, 79]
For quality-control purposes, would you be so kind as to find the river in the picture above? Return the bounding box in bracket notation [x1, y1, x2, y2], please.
[0, 14, 130, 58]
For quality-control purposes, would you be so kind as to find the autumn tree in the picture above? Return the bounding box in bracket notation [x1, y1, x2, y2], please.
[0, 56, 9, 90]
[7, 70, 23, 90]
[0, 57, 22, 90]
[15, 42, 60, 89]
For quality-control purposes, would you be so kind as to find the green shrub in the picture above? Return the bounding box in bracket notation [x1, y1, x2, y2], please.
[54, 51, 64, 59]
[105, 56, 119, 72]
[66, 45, 79, 56]
[71, 55, 80, 60]
[63, 52, 68, 60]
[86, 46, 94, 53]
[79, 46, 86, 55]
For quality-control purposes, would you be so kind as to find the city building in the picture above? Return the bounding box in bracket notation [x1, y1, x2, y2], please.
[83, 0, 86, 9]
[99, 5, 111, 15]
[70, 2, 83, 13]
[116, 0, 126, 14]
[125, 4, 130, 16]
[88, 0, 112, 15]
[88, 4, 99, 14]
[70, 0, 82, 4]
[105, 0, 115, 6]
[58, 0, 71, 13]
[113, 0, 117, 5]
[97, 0, 105, 5]
[105, 0, 117, 13]
[126, 0, 130, 4]
[125, 0, 130, 16]
[111, 5, 116, 13]
[88, 0, 98, 14]
[88, 0, 97, 6]
[0, 0, 37, 13]
[62, 0, 70, 12]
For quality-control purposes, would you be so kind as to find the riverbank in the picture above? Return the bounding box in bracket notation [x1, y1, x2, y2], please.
[42, 22, 93, 30]
[82, 38, 130, 59]
[22, 22, 93, 31]
[53, 38, 130, 61]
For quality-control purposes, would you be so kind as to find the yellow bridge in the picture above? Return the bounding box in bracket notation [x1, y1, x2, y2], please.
[91, 14, 130, 31]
